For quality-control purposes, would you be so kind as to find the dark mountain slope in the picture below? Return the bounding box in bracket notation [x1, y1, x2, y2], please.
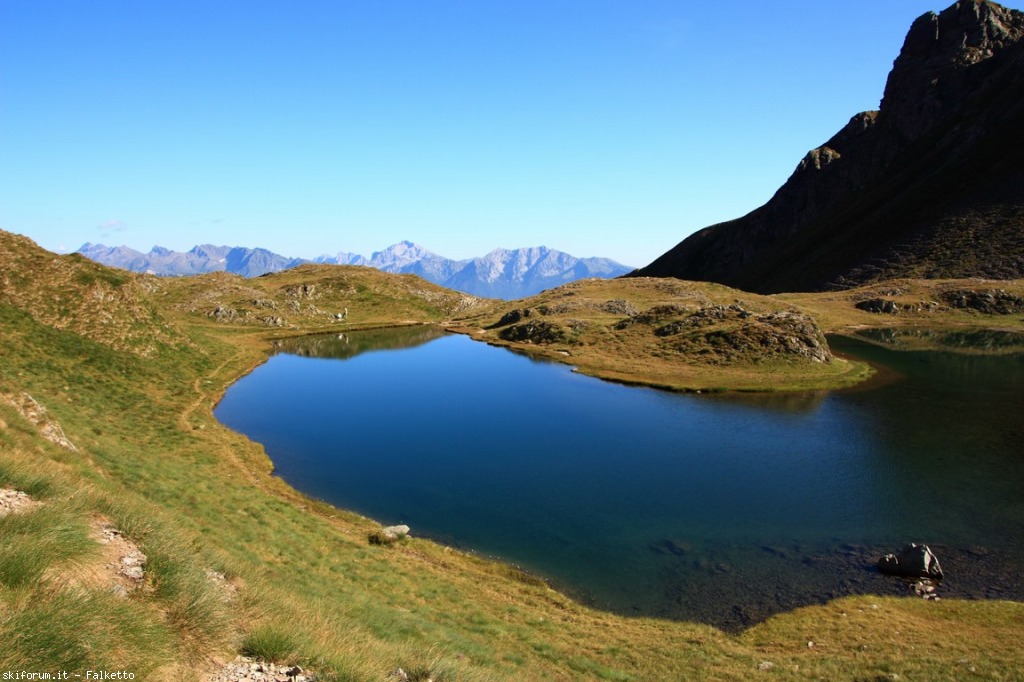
[634, 0, 1024, 293]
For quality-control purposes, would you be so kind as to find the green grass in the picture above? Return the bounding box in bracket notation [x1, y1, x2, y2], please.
[0, 589, 176, 674]
[1, 230, 1023, 680]
[0, 457, 57, 499]
[0, 504, 94, 588]
[241, 626, 301, 663]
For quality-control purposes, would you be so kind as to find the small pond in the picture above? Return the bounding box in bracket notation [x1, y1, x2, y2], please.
[215, 326, 1024, 630]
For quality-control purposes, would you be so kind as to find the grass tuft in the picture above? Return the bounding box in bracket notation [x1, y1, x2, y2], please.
[0, 504, 94, 588]
[241, 626, 300, 663]
[0, 459, 57, 499]
[0, 588, 173, 673]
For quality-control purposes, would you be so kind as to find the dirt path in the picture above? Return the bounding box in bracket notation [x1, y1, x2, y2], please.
[177, 353, 242, 432]
[175, 347, 277, 493]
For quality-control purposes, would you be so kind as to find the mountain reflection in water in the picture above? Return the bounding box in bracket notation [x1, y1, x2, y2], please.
[271, 325, 447, 360]
[850, 327, 1024, 353]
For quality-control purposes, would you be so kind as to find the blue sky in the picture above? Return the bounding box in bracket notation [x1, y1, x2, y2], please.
[3, 0, 1014, 267]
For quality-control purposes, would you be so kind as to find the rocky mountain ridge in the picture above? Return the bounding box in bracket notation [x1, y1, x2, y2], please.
[77, 243, 308, 278]
[78, 240, 630, 300]
[634, 0, 1024, 293]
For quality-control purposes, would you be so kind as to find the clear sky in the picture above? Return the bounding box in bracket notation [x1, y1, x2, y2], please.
[3, 0, 1017, 267]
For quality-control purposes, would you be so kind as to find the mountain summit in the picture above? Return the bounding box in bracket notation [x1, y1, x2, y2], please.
[633, 0, 1024, 293]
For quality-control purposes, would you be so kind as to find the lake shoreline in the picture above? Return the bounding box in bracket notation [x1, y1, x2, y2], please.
[216, 326, 1024, 632]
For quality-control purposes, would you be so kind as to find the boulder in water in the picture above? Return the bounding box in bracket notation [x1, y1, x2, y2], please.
[878, 543, 944, 579]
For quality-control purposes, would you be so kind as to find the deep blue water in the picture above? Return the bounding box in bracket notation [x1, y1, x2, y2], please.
[215, 327, 1024, 629]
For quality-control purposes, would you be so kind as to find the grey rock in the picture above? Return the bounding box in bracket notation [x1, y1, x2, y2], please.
[855, 298, 900, 314]
[369, 524, 411, 545]
[488, 307, 534, 328]
[878, 543, 944, 579]
[912, 579, 940, 599]
[208, 306, 237, 322]
[382, 524, 409, 539]
[285, 284, 318, 300]
[122, 565, 144, 581]
[497, 320, 567, 344]
[0, 393, 78, 452]
[601, 299, 639, 316]
[942, 288, 1024, 314]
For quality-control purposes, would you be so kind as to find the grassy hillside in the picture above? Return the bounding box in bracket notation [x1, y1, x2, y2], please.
[453, 277, 871, 392]
[2, 230, 1023, 681]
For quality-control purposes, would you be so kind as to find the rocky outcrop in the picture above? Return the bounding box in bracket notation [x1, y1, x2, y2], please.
[622, 305, 833, 364]
[941, 288, 1024, 313]
[855, 298, 900, 314]
[493, 300, 641, 325]
[208, 306, 238, 322]
[695, 311, 833, 364]
[488, 307, 535, 328]
[600, 299, 639, 316]
[497, 320, 568, 345]
[96, 523, 148, 593]
[0, 391, 78, 451]
[0, 488, 41, 517]
[206, 657, 315, 682]
[881, 1, 1024, 143]
[614, 304, 692, 330]
[634, 1, 1024, 293]
[285, 284, 319, 300]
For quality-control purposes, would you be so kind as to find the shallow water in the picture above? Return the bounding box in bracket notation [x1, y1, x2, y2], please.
[215, 328, 1024, 630]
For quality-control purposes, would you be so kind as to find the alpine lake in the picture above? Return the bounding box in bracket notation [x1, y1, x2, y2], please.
[215, 325, 1024, 631]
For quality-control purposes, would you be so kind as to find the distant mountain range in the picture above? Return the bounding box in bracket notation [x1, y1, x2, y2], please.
[633, 0, 1024, 293]
[77, 241, 631, 300]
